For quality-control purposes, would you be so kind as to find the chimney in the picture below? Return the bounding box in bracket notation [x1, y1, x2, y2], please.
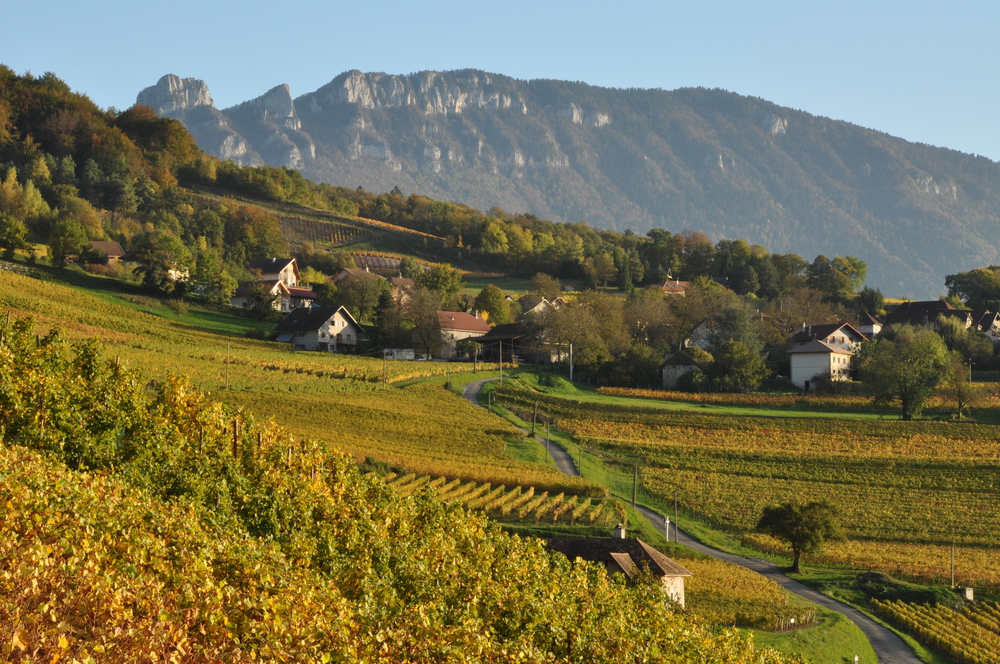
[807, 325, 812, 337]
[614, 523, 626, 539]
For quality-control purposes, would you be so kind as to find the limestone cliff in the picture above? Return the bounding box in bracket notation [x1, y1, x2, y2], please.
[138, 68, 1000, 298]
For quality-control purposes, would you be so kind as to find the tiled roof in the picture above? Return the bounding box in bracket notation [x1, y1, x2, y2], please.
[664, 350, 699, 366]
[661, 280, 691, 293]
[545, 537, 692, 578]
[90, 241, 125, 258]
[288, 288, 318, 299]
[390, 276, 416, 290]
[469, 323, 527, 342]
[437, 311, 490, 333]
[234, 280, 287, 297]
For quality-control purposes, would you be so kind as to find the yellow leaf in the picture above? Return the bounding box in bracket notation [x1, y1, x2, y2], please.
[11, 631, 26, 652]
[59, 635, 70, 649]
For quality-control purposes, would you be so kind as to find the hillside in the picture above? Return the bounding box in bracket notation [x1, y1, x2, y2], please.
[139, 69, 1000, 298]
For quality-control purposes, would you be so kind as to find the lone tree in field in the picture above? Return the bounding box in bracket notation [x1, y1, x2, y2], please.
[756, 501, 843, 573]
[854, 324, 950, 420]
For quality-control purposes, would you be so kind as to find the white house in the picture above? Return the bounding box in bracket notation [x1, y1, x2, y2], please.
[433, 311, 490, 359]
[273, 306, 364, 351]
[248, 257, 299, 287]
[788, 323, 867, 351]
[231, 280, 293, 312]
[787, 340, 854, 391]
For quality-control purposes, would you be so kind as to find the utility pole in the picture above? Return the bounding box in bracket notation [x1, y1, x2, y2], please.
[674, 490, 678, 543]
[531, 402, 538, 436]
[632, 461, 637, 508]
[569, 343, 574, 382]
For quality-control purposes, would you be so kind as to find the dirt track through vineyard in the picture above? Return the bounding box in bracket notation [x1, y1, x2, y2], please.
[462, 378, 920, 663]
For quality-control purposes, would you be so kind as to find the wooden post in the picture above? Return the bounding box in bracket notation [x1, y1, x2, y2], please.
[114, 355, 120, 372]
[499, 341, 503, 385]
[226, 341, 231, 389]
[232, 418, 239, 458]
[532, 402, 538, 436]
[546, 421, 550, 461]
[257, 431, 263, 451]
[951, 541, 956, 588]
[569, 343, 574, 382]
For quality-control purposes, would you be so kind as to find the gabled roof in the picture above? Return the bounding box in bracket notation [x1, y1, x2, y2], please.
[248, 257, 297, 276]
[469, 323, 527, 343]
[90, 241, 125, 258]
[664, 350, 699, 367]
[884, 308, 970, 328]
[437, 311, 490, 333]
[545, 537, 692, 578]
[858, 312, 884, 326]
[274, 305, 361, 333]
[234, 280, 290, 297]
[661, 280, 691, 294]
[390, 276, 416, 290]
[333, 267, 387, 282]
[789, 323, 867, 344]
[787, 339, 853, 355]
[970, 310, 1000, 329]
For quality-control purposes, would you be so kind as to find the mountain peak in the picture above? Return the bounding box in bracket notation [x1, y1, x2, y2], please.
[136, 74, 214, 115]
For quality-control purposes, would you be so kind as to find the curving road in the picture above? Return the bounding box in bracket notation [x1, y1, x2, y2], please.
[462, 377, 921, 663]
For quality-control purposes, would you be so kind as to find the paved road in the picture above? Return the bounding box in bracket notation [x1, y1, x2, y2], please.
[462, 378, 579, 476]
[462, 377, 920, 663]
[634, 506, 919, 664]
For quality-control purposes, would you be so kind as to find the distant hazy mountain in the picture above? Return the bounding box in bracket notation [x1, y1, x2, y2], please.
[137, 70, 1000, 298]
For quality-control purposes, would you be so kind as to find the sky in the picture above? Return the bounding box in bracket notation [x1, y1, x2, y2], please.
[3, 0, 998, 161]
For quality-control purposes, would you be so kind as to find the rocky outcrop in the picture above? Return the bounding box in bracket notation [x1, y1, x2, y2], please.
[137, 74, 213, 115]
[223, 85, 315, 169]
[135, 75, 262, 167]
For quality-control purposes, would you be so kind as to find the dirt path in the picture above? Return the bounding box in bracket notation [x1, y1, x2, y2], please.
[462, 377, 921, 663]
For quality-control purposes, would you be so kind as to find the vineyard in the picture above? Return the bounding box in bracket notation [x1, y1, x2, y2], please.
[384, 473, 814, 632]
[598, 385, 1000, 412]
[873, 599, 1000, 664]
[494, 381, 1000, 589]
[0, 318, 800, 663]
[0, 271, 590, 492]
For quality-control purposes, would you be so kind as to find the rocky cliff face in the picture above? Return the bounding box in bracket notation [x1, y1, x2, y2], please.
[138, 69, 1000, 298]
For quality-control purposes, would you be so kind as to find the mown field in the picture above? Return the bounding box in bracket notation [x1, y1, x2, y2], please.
[494, 378, 1000, 593]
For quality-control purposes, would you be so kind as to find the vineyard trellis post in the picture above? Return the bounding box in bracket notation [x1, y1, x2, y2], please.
[545, 421, 550, 461]
[632, 461, 637, 509]
[226, 341, 230, 389]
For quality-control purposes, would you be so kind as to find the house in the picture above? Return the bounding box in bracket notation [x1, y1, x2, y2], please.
[661, 279, 691, 296]
[662, 350, 699, 389]
[546, 528, 692, 607]
[332, 267, 387, 285]
[517, 294, 565, 319]
[971, 311, 1000, 343]
[789, 323, 867, 351]
[787, 340, 855, 391]
[883, 300, 971, 329]
[89, 241, 126, 264]
[248, 258, 299, 287]
[856, 312, 884, 339]
[273, 306, 364, 351]
[389, 276, 417, 304]
[231, 280, 293, 312]
[287, 287, 319, 310]
[433, 311, 491, 359]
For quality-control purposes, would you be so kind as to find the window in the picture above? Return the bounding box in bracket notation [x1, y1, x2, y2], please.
[296, 331, 306, 338]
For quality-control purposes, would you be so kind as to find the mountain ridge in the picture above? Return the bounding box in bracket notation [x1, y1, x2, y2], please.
[137, 70, 1000, 298]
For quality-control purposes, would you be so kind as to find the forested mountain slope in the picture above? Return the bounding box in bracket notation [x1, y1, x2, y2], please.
[139, 69, 1000, 298]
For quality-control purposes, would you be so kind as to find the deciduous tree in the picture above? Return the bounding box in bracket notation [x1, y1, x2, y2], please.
[756, 501, 843, 573]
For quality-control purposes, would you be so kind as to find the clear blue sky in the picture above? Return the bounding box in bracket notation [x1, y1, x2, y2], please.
[4, 0, 998, 161]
